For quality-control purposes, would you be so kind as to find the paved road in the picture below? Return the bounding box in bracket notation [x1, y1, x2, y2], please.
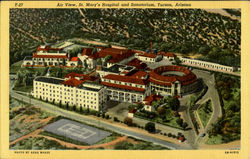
[192, 69, 222, 147]
[10, 91, 190, 150]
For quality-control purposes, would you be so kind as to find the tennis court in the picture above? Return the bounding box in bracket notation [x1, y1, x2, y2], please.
[44, 119, 111, 145]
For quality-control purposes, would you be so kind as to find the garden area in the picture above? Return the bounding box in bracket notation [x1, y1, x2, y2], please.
[206, 73, 240, 144]
[197, 99, 213, 128]
[131, 96, 188, 130]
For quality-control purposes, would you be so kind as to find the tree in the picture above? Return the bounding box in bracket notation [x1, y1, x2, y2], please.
[174, 56, 181, 65]
[62, 58, 66, 66]
[151, 101, 159, 109]
[165, 96, 180, 111]
[23, 75, 28, 87]
[83, 59, 88, 69]
[124, 117, 133, 126]
[157, 106, 166, 117]
[176, 118, 183, 126]
[57, 68, 63, 78]
[114, 142, 134, 150]
[96, 58, 102, 65]
[187, 95, 196, 107]
[80, 106, 83, 113]
[73, 105, 76, 111]
[198, 45, 210, 55]
[59, 101, 62, 108]
[145, 122, 156, 133]
[104, 55, 112, 62]
[136, 103, 144, 110]
[182, 122, 188, 130]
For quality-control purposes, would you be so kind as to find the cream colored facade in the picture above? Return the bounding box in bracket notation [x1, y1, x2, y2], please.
[32, 76, 107, 111]
[105, 85, 150, 103]
[179, 57, 237, 72]
[77, 54, 96, 69]
[143, 105, 155, 112]
[150, 81, 181, 96]
[135, 55, 156, 63]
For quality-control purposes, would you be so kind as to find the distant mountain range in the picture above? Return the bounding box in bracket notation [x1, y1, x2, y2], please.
[10, 9, 240, 66]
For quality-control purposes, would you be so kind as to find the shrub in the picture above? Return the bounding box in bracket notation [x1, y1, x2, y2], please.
[145, 122, 156, 133]
[114, 142, 134, 150]
[168, 133, 172, 137]
[105, 114, 110, 119]
[182, 122, 188, 130]
[113, 117, 119, 122]
[124, 117, 133, 126]
[102, 113, 105, 118]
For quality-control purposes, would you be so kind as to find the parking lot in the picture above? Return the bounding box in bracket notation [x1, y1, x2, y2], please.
[44, 119, 111, 145]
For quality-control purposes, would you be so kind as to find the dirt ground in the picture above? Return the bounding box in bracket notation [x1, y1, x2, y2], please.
[199, 140, 240, 149]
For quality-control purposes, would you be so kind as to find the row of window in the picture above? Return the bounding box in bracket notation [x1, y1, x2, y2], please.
[37, 96, 98, 110]
[103, 79, 144, 88]
[35, 91, 98, 100]
[182, 59, 233, 71]
[36, 94, 98, 105]
[35, 83, 99, 96]
[34, 58, 66, 61]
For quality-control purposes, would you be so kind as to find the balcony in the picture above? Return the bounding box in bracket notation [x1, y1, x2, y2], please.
[113, 96, 119, 101]
[119, 97, 124, 102]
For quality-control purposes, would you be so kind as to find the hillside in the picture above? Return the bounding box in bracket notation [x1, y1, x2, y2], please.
[10, 9, 241, 66]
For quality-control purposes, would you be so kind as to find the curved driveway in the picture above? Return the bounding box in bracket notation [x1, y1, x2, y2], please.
[192, 69, 222, 146]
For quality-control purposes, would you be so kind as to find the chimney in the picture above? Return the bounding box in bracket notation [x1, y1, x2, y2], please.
[150, 42, 152, 53]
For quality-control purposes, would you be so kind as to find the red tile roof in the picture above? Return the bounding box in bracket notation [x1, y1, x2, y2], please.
[103, 74, 148, 85]
[70, 57, 79, 61]
[32, 54, 68, 59]
[81, 48, 93, 56]
[138, 53, 157, 58]
[143, 94, 163, 106]
[61, 78, 84, 87]
[126, 58, 147, 69]
[129, 70, 148, 79]
[158, 52, 175, 57]
[64, 72, 98, 82]
[98, 48, 135, 63]
[129, 108, 137, 113]
[149, 65, 197, 86]
[81, 48, 99, 59]
[101, 81, 145, 92]
[32, 45, 67, 58]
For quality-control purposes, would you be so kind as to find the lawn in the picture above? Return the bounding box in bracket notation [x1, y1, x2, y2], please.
[13, 85, 33, 93]
[135, 111, 183, 130]
[19, 67, 46, 74]
[205, 134, 223, 145]
[197, 100, 213, 128]
[10, 61, 23, 74]
[9, 97, 27, 108]
[95, 134, 120, 145]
